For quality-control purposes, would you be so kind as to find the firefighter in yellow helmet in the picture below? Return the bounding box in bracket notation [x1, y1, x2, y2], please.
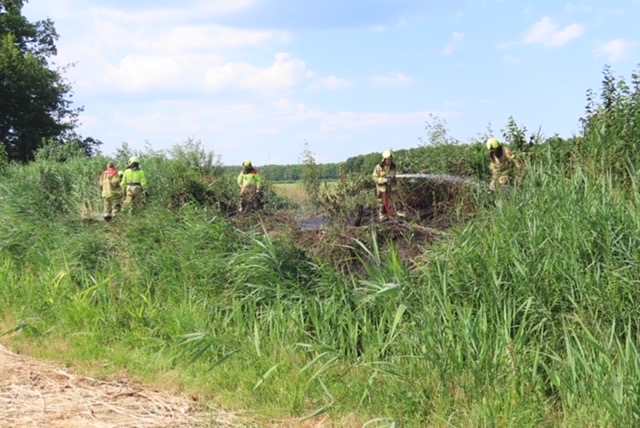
[120, 156, 148, 208]
[99, 161, 122, 221]
[372, 150, 405, 222]
[486, 138, 524, 191]
[237, 160, 264, 213]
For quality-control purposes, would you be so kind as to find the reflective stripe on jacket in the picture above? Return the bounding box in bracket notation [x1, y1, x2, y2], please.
[372, 162, 397, 193]
[121, 167, 148, 189]
[237, 169, 263, 188]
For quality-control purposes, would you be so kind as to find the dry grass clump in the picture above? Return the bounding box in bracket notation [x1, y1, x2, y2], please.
[0, 345, 236, 428]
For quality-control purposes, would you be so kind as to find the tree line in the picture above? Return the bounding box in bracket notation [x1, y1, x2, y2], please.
[0, 0, 101, 162]
[2, 0, 633, 187]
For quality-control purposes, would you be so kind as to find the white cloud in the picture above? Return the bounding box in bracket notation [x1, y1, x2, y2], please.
[102, 99, 437, 146]
[595, 39, 638, 62]
[520, 17, 585, 47]
[118, 112, 179, 135]
[104, 54, 225, 92]
[371, 72, 415, 87]
[263, 99, 439, 133]
[549, 23, 584, 47]
[94, 19, 129, 43]
[565, 4, 592, 14]
[246, 128, 281, 137]
[442, 32, 464, 56]
[319, 112, 432, 132]
[501, 54, 520, 64]
[204, 53, 309, 93]
[370, 24, 390, 32]
[112, 102, 262, 137]
[138, 26, 290, 53]
[88, 51, 311, 95]
[521, 17, 556, 44]
[444, 100, 468, 107]
[87, 16, 289, 53]
[309, 76, 354, 91]
[78, 113, 103, 130]
[90, 1, 256, 25]
[49, 3, 293, 94]
[274, 99, 298, 112]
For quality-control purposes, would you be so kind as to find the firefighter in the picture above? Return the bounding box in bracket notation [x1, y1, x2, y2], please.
[99, 161, 122, 221]
[120, 156, 148, 208]
[372, 150, 405, 222]
[486, 138, 524, 191]
[237, 160, 264, 213]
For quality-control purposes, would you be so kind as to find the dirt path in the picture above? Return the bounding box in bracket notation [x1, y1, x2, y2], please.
[0, 345, 235, 428]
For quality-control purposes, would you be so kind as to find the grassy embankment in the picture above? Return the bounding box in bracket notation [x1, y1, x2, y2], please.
[2, 68, 640, 426]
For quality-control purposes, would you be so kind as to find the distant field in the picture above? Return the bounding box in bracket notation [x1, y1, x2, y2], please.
[272, 181, 337, 205]
[272, 182, 308, 204]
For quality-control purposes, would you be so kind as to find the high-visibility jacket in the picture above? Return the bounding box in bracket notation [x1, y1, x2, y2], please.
[121, 166, 148, 189]
[237, 168, 263, 190]
[373, 162, 397, 193]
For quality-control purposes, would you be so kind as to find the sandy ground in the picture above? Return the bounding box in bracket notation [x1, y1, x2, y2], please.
[0, 344, 235, 428]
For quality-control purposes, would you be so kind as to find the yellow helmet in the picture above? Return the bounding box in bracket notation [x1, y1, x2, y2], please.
[486, 138, 501, 150]
[382, 150, 393, 160]
[242, 160, 252, 167]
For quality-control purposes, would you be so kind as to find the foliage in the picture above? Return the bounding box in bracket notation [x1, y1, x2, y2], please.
[220, 163, 341, 182]
[419, 113, 461, 146]
[317, 169, 374, 224]
[576, 64, 640, 184]
[114, 142, 136, 166]
[169, 137, 222, 177]
[300, 141, 321, 207]
[501, 115, 535, 152]
[342, 151, 383, 175]
[0, 143, 7, 168]
[34, 138, 88, 162]
[0, 2, 88, 162]
[398, 142, 487, 179]
[3, 64, 640, 426]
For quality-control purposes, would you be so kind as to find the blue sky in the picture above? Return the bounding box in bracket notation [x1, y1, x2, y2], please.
[23, 0, 640, 165]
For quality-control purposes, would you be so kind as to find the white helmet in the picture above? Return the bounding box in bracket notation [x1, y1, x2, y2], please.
[382, 150, 393, 160]
[128, 156, 139, 165]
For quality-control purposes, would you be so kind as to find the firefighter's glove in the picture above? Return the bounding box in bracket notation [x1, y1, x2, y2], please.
[385, 176, 392, 186]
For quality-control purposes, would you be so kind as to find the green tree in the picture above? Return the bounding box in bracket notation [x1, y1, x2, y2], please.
[300, 141, 320, 206]
[501, 116, 528, 151]
[0, 141, 7, 168]
[170, 137, 222, 176]
[0, 0, 93, 162]
[420, 113, 460, 146]
[34, 138, 85, 162]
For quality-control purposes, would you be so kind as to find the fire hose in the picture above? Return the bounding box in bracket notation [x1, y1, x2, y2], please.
[383, 177, 396, 220]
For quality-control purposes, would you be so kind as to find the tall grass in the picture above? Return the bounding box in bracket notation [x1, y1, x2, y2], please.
[2, 67, 640, 426]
